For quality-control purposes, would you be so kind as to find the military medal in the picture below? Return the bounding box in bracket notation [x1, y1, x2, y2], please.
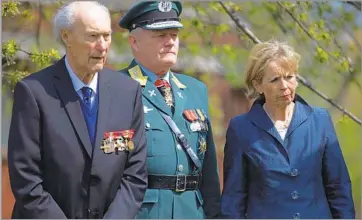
[163, 87, 174, 107]
[155, 79, 174, 107]
[184, 110, 202, 132]
[128, 140, 135, 151]
[101, 139, 113, 154]
[101, 131, 115, 154]
[120, 129, 135, 151]
[183, 110, 198, 122]
[190, 121, 201, 132]
[196, 109, 208, 132]
[198, 136, 207, 154]
[101, 129, 135, 154]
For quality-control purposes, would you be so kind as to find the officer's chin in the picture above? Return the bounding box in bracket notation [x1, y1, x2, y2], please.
[161, 55, 177, 65]
[91, 63, 105, 72]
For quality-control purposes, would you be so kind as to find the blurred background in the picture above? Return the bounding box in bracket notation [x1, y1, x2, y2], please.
[2, 0, 361, 218]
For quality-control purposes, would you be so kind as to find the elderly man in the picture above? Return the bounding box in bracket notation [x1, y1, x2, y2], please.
[8, 1, 147, 218]
[118, 1, 221, 219]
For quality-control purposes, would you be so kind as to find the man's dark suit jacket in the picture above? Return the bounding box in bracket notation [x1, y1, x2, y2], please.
[7, 57, 147, 219]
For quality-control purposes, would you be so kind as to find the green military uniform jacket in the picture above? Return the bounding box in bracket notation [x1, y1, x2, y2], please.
[120, 60, 221, 219]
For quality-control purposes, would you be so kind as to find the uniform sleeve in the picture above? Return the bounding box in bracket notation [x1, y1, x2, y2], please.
[321, 109, 355, 219]
[199, 85, 221, 219]
[103, 84, 148, 219]
[221, 118, 248, 219]
[8, 80, 67, 218]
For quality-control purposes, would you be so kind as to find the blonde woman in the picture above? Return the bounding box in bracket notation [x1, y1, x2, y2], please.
[221, 40, 355, 219]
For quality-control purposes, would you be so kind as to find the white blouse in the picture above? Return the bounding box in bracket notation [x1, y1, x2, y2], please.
[263, 103, 295, 141]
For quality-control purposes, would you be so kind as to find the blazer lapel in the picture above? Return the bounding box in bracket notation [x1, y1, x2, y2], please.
[53, 57, 93, 157]
[249, 103, 285, 145]
[93, 69, 112, 154]
[170, 72, 187, 119]
[248, 99, 289, 163]
[285, 95, 312, 138]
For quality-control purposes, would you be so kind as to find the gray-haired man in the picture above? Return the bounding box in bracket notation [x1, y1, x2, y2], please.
[7, 1, 147, 218]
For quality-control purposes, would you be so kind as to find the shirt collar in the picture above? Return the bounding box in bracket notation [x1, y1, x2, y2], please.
[135, 59, 170, 83]
[65, 55, 98, 93]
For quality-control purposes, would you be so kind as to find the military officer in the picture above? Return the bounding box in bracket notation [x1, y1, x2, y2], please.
[118, 1, 221, 219]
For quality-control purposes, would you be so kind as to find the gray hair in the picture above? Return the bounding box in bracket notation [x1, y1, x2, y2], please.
[130, 27, 142, 36]
[53, 1, 110, 45]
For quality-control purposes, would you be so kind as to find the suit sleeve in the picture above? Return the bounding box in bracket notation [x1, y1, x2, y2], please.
[199, 85, 221, 219]
[321, 109, 355, 218]
[104, 84, 147, 219]
[7, 81, 67, 218]
[221, 118, 248, 219]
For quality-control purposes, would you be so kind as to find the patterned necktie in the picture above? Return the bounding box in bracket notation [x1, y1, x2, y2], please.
[155, 79, 174, 108]
[81, 86, 93, 109]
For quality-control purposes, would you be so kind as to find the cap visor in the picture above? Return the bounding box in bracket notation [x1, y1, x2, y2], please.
[142, 20, 183, 30]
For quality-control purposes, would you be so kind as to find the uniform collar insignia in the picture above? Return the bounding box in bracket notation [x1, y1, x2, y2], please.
[170, 72, 187, 89]
[128, 65, 148, 86]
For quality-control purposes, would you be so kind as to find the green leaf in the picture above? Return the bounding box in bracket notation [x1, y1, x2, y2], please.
[191, 19, 202, 29]
[186, 44, 200, 55]
[231, 3, 242, 12]
[263, 2, 277, 12]
[21, 9, 33, 19]
[299, 13, 307, 22]
[2, 39, 19, 58]
[3, 70, 29, 91]
[211, 46, 219, 55]
[30, 49, 61, 67]
[315, 47, 328, 63]
[1, 1, 20, 17]
[343, 12, 354, 22]
[338, 59, 350, 72]
[216, 23, 230, 35]
[316, 20, 325, 29]
[195, 5, 206, 16]
[317, 32, 331, 43]
[209, 2, 223, 12]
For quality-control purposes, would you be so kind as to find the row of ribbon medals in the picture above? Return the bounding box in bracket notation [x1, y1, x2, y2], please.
[100, 109, 208, 155]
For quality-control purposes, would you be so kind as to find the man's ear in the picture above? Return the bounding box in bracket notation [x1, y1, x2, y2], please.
[60, 29, 71, 47]
[128, 34, 138, 52]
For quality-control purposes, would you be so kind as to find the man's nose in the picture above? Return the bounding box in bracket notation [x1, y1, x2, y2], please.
[96, 36, 108, 51]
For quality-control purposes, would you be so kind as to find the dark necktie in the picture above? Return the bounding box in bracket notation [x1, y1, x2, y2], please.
[81, 86, 93, 109]
[155, 79, 174, 108]
[80, 86, 96, 144]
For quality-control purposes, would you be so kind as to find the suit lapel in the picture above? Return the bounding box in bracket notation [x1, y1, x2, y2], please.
[249, 103, 285, 145]
[170, 73, 187, 119]
[93, 69, 112, 154]
[285, 95, 312, 138]
[53, 57, 93, 157]
[248, 99, 289, 162]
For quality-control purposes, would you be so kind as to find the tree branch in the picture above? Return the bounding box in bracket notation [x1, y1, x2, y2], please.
[218, 1, 361, 125]
[219, 2, 261, 44]
[35, 3, 44, 48]
[345, 1, 361, 11]
[315, 2, 358, 105]
[277, 2, 346, 64]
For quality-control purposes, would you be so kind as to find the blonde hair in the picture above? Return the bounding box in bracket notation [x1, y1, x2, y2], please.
[245, 39, 301, 99]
